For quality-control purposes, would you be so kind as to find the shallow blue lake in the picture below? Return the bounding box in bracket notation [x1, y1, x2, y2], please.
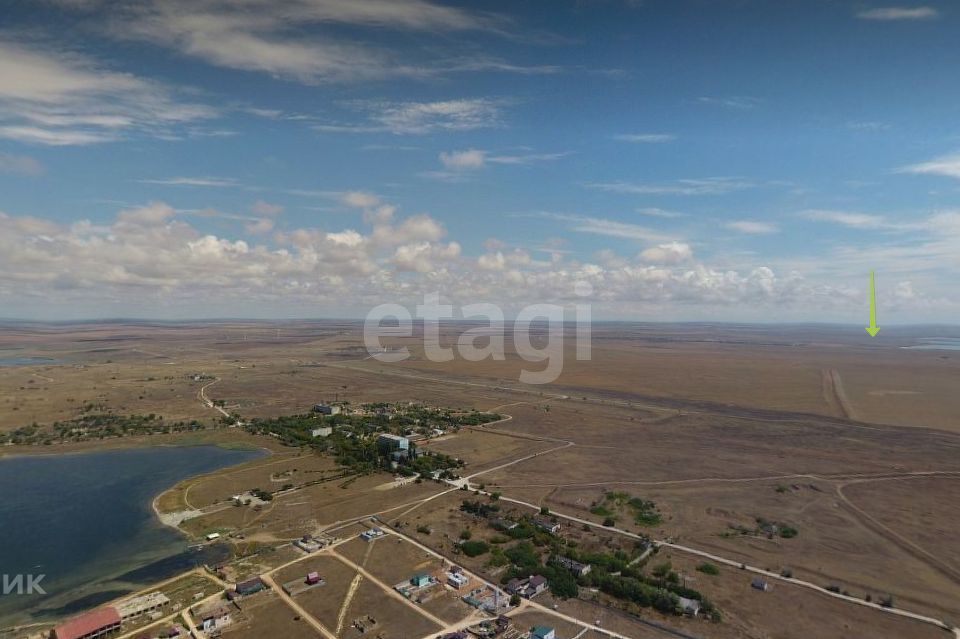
[0, 445, 265, 625]
[0, 356, 61, 367]
[904, 338, 960, 351]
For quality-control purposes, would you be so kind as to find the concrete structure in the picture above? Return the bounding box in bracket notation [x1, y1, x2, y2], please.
[377, 433, 409, 453]
[505, 575, 549, 599]
[678, 596, 702, 617]
[411, 573, 432, 588]
[195, 604, 233, 633]
[51, 607, 121, 639]
[116, 592, 169, 621]
[491, 517, 518, 531]
[555, 557, 591, 577]
[447, 572, 469, 589]
[294, 536, 324, 553]
[310, 426, 333, 438]
[205, 532, 221, 541]
[532, 516, 560, 534]
[313, 404, 341, 415]
[531, 626, 556, 639]
[751, 577, 772, 592]
[360, 527, 386, 541]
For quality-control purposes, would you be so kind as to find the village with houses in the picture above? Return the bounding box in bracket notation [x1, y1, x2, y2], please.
[28, 399, 761, 639]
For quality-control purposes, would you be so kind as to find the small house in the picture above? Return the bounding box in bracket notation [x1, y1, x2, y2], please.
[751, 577, 772, 592]
[556, 556, 591, 577]
[678, 596, 701, 617]
[531, 627, 556, 639]
[313, 404, 341, 415]
[410, 573, 432, 588]
[198, 606, 232, 633]
[532, 516, 560, 534]
[235, 577, 266, 596]
[447, 572, 469, 589]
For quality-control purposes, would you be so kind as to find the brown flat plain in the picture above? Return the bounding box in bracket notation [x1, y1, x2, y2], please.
[386, 324, 960, 432]
[565, 549, 949, 639]
[3, 321, 960, 637]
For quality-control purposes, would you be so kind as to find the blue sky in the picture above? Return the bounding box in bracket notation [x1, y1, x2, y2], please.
[0, 0, 958, 321]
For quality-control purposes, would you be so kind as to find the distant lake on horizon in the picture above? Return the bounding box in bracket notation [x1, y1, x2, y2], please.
[0, 445, 265, 626]
[0, 356, 61, 367]
[904, 338, 960, 351]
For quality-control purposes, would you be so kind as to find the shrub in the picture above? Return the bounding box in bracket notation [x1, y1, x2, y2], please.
[460, 540, 490, 557]
[696, 562, 720, 576]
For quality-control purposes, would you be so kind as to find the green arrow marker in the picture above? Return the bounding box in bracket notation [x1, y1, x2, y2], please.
[866, 270, 880, 337]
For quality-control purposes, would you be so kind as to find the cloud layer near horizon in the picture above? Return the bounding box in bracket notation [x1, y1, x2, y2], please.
[2, 196, 942, 320]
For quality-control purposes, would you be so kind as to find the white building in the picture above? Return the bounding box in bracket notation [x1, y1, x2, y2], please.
[447, 572, 469, 589]
[311, 426, 333, 437]
[195, 604, 233, 632]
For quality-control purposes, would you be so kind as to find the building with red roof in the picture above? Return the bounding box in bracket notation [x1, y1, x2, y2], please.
[50, 606, 121, 639]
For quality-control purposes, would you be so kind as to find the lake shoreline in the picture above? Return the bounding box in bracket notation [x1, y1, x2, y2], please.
[0, 429, 273, 460]
[0, 444, 268, 628]
[150, 442, 275, 535]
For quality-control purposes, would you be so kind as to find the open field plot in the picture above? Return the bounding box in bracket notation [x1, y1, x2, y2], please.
[180, 471, 447, 543]
[243, 474, 446, 539]
[633, 549, 951, 639]
[540, 478, 960, 620]
[843, 476, 960, 574]
[383, 324, 960, 432]
[386, 492, 500, 564]
[158, 572, 221, 617]
[478, 405, 960, 488]
[181, 501, 266, 539]
[219, 592, 322, 639]
[275, 555, 356, 632]
[541, 597, 703, 639]
[274, 554, 346, 591]
[176, 452, 339, 510]
[227, 544, 306, 580]
[497, 467, 960, 618]
[281, 554, 444, 638]
[5, 322, 960, 433]
[420, 428, 561, 476]
[210, 357, 527, 421]
[339, 579, 442, 639]
[0, 321, 358, 433]
[335, 536, 477, 625]
[337, 537, 442, 587]
[0, 356, 216, 430]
